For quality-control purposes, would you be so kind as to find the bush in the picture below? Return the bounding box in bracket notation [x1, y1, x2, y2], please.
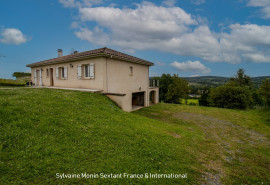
[189, 102, 197, 106]
[259, 79, 270, 107]
[0, 79, 26, 86]
[209, 85, 253, 109]
[199, 87, 210, 106]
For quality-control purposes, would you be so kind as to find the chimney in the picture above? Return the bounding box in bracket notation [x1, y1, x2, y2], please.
[58, 49, 63, 57]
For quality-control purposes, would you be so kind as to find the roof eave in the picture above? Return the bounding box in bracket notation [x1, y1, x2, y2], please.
[26, 53, 154, 68]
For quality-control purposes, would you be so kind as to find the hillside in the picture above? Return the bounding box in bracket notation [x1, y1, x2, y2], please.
[183, 76, 270, 88]
[1, 88, 270, 184]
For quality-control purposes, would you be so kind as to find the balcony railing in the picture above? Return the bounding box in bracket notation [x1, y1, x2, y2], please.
[149, 79, 159, 87]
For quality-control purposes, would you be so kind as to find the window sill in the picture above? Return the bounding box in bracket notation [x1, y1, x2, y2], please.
[81, 78, 94, 80]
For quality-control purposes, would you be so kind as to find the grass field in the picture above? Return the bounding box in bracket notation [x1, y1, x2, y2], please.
[181, 99, 199, 105]
[0, 78, 26, 87]
[1, 88, 270, 184]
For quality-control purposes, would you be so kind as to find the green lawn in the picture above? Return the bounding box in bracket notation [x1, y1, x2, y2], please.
[1, 88, 269, 184]
[181, 99, 199, 105]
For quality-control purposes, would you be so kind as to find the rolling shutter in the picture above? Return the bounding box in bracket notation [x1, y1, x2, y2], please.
[39, 68, 42, 86]
[34, 70, 37, 86]
[77, 65, 81, 79]
[56, 67, 59, 78]
[64, 66, 68, 79]
[90, 63, 95, 79]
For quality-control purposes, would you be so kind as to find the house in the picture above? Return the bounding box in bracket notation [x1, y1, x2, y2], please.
[26, 47, 159, 112]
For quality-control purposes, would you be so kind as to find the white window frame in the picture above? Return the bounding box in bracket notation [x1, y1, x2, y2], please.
[56, 66, 68, 79]
[82, 63, 94, 79]
[77, 65, 82, 79]
[56, 67, 59, 78]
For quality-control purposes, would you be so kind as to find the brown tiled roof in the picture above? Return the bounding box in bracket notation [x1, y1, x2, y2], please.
[26, 47, 154, 67]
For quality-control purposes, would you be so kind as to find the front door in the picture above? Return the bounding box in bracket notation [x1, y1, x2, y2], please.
[50, 68, 54, 86]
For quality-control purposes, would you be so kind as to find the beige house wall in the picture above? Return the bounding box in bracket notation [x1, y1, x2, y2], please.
[31, 57, 106, 90]
[30, 57, 158, 112]
[149, 87, 159, 104]
[105, 58, 150, 112]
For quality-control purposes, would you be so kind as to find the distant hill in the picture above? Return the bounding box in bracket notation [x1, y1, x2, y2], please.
[183, 76, 270, 88]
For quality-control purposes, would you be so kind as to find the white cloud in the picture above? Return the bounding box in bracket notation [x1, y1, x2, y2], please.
[162, 0, 176, 7]
[156, 61, 166, 66]
[190, 74, 200, 77]
[191, 0, 205, 5]
[171, 61, 211, 74]
[0, 28, 28, 45]
[67, 2, 270, 63]
[75, 27, 109, 45]
[248, 0, 270, 19]
[59, 0, 102, 8]
[59, 0, 75, 7]
[70, 21, 80, 28]
[77, 3, 196, 48]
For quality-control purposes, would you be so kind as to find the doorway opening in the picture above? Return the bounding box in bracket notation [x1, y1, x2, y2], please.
[149, 91, 156, 105]
[132, 92, 145, 110]
[50, 68, 54, 86]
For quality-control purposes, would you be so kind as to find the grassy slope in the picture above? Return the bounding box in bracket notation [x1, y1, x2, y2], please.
[1, 88, 269, 184]
[0, 88, 200, 185]
[134, 104, 270, 184]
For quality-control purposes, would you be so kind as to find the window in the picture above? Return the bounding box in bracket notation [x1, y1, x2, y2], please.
[130, 66, 133, 76]
[81, 64, 94, 79]
[84, 65, 90, 78]
[46, 68, 49, 77]
[56, 66, 67, 79]
[61, 67, 65, 78]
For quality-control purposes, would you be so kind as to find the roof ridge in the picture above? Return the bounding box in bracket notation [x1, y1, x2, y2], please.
[26, 47, 154, 67]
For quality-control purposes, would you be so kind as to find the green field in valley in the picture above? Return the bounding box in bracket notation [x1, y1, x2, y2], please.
[1, 88, 270, 184]
[181, 99, 199, 105]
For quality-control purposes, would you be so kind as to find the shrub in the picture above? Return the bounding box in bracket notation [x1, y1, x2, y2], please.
[0, 79, 26, 86]
[209, 85, 253, 109]
[199, 87, 210, 106]
[259, 79, 270, 107]
[189, 102, 197, 106]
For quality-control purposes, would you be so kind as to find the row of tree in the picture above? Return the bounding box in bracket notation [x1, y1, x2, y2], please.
[156, 69, 270, 109]
[12, 72, 31, 78]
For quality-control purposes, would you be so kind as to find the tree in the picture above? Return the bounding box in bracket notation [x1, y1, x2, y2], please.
[259, 79, 270, 107]
[159, 74, 173, 102]
[228, 68, 253, 88]
[208, 68, 254, 109]
[199, 86, 210, 106]
[166, 75, 189, 104]
[209, 85, 253, 109]
[12, 72, 31, 78]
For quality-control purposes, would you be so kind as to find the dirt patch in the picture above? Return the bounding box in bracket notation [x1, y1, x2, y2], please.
[169, 132, 181, 138]
[174, 112, 269, 145]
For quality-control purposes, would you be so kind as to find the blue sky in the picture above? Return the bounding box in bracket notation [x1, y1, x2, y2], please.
[1, 0, 270, 78]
